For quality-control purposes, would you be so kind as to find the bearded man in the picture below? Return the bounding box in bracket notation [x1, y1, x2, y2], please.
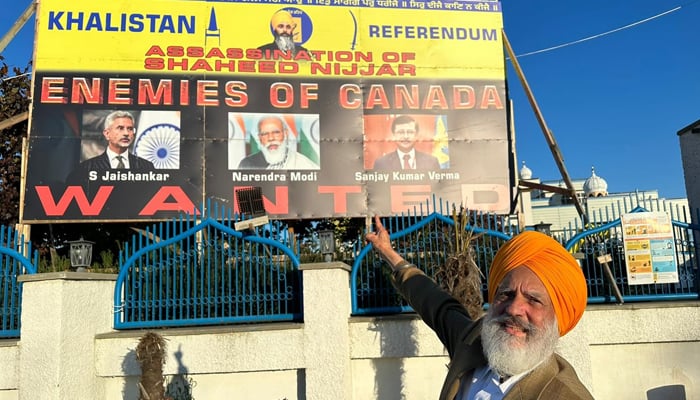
[257, 10, 310, 58]
[365, 216, 594, 400]
[237, 116, 318, 170]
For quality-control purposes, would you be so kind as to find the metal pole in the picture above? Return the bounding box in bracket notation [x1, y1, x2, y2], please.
[502, 29, 589, 225]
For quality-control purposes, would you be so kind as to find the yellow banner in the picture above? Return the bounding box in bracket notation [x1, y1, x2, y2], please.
[35, 0, 504, 79]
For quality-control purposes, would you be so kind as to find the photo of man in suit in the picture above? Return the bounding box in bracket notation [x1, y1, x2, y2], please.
[237, 115, 318, 170]
[372, 115, 441, 171]
[258, 9, 310, 58]
[68, 111, 154, 182]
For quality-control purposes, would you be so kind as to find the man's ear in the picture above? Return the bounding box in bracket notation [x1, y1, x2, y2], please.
[102, 129, 110, 139]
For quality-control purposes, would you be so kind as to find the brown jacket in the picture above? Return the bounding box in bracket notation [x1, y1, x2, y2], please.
[393, 268, 594, 400]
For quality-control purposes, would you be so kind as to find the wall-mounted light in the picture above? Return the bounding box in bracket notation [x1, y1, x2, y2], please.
[319, 229, 335, 262]
[68, 237, 94, 272]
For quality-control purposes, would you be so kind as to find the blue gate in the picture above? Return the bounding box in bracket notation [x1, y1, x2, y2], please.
[563, 207, 698, 303]
[0, 225, 38, 338]
[351, 202, 699, 316]
[351, 198, 517, 315]
[114, 204, 303, 329]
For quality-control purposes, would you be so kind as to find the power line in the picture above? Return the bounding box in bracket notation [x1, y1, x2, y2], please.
[512, 5, 683, 58]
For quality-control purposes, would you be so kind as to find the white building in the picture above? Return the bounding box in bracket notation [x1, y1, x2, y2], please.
[517, 162, 689, 236]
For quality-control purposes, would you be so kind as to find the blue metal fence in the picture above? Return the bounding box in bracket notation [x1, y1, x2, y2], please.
[114, 203, 303, 329]
[2, 193, 696, 334]
[351, 198, 517, 315]
[351, 202, 699, 315]
[3, 198, 698, 333]
[561, 207, 698, 304]
[0, 226, 38, 338]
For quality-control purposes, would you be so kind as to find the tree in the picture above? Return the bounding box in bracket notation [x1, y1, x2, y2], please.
[0, 56, 31, 225]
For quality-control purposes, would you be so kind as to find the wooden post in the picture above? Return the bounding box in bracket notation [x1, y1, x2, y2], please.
[596, 253, 624, 304]
[0, 1, 36, 54]
[502, 29, 589, 225]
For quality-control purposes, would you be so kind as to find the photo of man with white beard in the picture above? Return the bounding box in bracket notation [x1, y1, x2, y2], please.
[257, 9, 310, 58]
[365, 216, 594, 400]
[236, 115, 318, 170]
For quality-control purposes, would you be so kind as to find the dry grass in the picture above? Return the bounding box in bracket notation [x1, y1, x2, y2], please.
[435, 209, 485, 320]
[136, 332, 169, 400]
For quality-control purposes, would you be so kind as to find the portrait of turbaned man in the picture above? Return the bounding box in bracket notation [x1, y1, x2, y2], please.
[257, 8, 313, 59]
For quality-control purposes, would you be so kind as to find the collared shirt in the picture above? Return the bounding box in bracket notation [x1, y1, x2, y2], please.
[106, 148, 130, 169]
[396, 149, 416, 169]
[456, 366, 530, 400]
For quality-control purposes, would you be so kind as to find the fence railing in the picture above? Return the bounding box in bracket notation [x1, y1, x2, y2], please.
[351, 203, 700, 315]
[6, 197, 700, 334]
[561, 207, 699, 304]
[351, 197, 517, 315]
[114, 203, 303, 330]
[0, 226, 38, 338]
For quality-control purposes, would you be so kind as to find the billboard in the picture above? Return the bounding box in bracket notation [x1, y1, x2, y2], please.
[21, 0, 510, 222]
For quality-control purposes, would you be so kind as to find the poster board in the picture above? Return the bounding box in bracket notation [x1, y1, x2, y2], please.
[21, 0, 510, 222]
[621, 211, 678, 285]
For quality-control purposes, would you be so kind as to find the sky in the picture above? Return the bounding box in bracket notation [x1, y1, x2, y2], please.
[501, 0, 699, 199]
[1, 0, 698, 199]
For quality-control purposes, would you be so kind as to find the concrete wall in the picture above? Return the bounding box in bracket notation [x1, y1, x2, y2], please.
[2, 264, 698, 400]
[679, 127, 700, 215]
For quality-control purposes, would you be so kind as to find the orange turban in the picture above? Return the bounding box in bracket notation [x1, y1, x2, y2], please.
[487, 231, 587, 336]
[271, 10, 295, 28]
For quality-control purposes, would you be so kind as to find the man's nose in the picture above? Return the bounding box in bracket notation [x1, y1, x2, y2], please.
[503, 294, 528, 316]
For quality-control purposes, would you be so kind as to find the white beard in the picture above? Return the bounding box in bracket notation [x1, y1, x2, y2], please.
[260, 139, 289, 167]
[480, 308, 559, 377]
[275, 35, 296, 53]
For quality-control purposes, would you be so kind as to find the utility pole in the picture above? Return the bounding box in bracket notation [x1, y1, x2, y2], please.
[0, 1, 36, 132]
[2, 1, 36, 251]
[0, 1, 36, 54]
[502, 29, 589, 225]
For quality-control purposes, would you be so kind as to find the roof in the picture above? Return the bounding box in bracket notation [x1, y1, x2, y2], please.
[677, 118, 700, 136]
